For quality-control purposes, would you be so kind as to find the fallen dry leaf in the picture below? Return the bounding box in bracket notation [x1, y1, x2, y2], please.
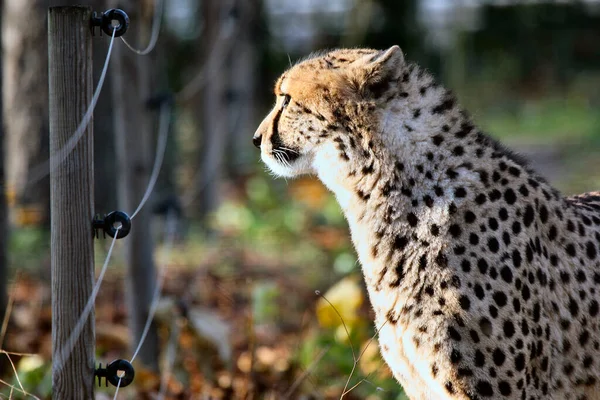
[316, 276, 364, 332]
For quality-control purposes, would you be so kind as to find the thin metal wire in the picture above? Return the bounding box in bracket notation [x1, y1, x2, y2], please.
[53, 227, 121, 374]
[25, 29, 117, 189]
[112, 378, 122, 400]
[120, 0, 164, 55]
[110, 103, 173, 398]
[130, 102, 171, 219]
[52, 99, 170, 394]
[130, 211, 177, 363]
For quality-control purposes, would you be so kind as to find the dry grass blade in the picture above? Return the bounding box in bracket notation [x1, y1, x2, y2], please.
[0, 377, 41, 400]
[315, 290, 356, 362]
[0, 350, 36, 357]
[343, 373, 380, 396]
[341, 320, 389, 398]
[315, 289, 377, 399]
[315, 287, 390, 399]
[284, 345, 331, 399]
[4, 353, 24, 394]
[0, 272, 20, 349]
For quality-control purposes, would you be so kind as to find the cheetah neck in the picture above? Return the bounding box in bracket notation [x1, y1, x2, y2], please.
[313, 83, 558, 315]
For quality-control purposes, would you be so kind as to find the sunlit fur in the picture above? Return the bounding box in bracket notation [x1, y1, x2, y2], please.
[255, 46, 600, 400]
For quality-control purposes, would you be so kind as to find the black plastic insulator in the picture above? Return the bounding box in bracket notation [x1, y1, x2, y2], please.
[92, 211, 131, 239]
[104, 211, 131, 238]
[91, 8, 129, 37]
[95, 359, 135, 388]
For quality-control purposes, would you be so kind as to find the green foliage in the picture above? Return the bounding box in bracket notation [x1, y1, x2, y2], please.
[452, 62, 600, 145]
[478, 96, 600, 145]
[252, 281, 280, 325]
[297, 326, 405, 399]
[9, 227, 50, 273]
[1, 355, 52, 399]
[211, 172, 353, 274]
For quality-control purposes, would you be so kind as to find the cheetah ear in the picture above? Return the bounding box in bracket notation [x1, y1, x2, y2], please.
[366, 46, 404, 72]
[351, 46, 405, 98]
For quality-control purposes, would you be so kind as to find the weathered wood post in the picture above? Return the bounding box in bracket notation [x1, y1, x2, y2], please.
[0, 0, 7, 328]
[48, 6, 95, 399]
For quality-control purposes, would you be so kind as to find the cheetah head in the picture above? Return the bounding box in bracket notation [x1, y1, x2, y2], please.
[253, 46, 406, 178]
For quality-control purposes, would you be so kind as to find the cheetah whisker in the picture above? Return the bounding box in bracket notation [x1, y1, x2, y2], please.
[273, 149, 290, 166]
[279, 146, 300, 154]
[273, 151, 286, 166]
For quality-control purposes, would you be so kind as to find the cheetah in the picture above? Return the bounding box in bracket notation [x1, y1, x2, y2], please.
[253, 45, 600, 399]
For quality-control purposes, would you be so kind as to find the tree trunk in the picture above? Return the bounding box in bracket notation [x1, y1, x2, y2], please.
[227, 0, 260, 178]
[110, 0, 160, 370]
[195, 0, 232, 223]
[2, 0, 50, 226]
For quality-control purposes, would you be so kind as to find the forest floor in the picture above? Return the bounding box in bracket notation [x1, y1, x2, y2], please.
[1, 227, 403, 400]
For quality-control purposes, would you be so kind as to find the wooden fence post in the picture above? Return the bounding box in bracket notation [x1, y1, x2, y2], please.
[48, 6, 95, 399]
[0, 0, 7, 330]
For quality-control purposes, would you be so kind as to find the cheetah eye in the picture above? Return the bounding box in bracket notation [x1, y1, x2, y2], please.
[281, 94, 291, 109]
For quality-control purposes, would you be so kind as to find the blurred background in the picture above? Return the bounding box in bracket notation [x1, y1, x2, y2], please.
[1, 0, 600, 398]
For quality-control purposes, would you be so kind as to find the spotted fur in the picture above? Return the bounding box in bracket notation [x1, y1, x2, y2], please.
[253, 46, 600, 400]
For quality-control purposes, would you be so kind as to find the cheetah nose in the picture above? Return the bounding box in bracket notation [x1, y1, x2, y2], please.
[252, 134, 262, 149]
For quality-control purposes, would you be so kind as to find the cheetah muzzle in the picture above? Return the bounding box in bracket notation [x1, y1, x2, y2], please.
[254, 45, 600, 400]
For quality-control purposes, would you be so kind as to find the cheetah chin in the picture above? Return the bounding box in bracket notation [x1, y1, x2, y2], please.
[254, 45, 600, 400]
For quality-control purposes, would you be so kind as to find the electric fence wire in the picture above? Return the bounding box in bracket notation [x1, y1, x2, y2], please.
[112, 378, 122, 400]
[120, 0, 164, 55]
[24, 29, 117, 190]
[51, 103, 171, 386]
[51, 1, 244, 393]
[53, 226, 121, 375]
[11, 0, 163, 194]
[112, 12, 242, 378]
[110, 212, 176, 400]
[50, 102, 171, 379]
[130, 101, 171, 219]
[20, 1, 168, 393]
[129, 210, 177, 364]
